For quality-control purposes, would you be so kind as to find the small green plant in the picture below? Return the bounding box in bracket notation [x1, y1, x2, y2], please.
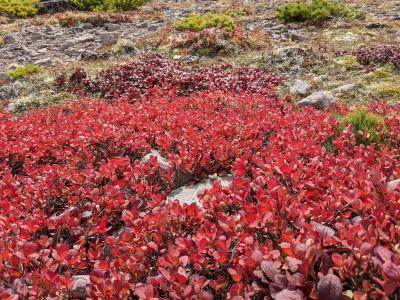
[0, 0, 39, 17]
[7, 64, 43, 80]
[340, 108, 385, 145]
[276, 0, 364, 23]
[0, 36, 4, 46]
[71, 0, 148, 11]
[175, 13, 235, 32]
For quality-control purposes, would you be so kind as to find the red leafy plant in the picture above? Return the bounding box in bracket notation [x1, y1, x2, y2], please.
[1, 60, 400, 299]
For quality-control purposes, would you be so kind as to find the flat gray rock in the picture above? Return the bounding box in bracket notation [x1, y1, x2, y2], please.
[388, 179, 400, 191]
[290, 79, 310, 97]
[167, 175, 233, 205]
[141, 149, 170, 170]
[298, 91, 334, 110]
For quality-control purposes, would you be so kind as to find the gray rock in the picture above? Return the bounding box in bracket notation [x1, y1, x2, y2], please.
[290, 79, 310, 97]
[80, 50, 98, 61]
[104, 23, 121, 32]
[0, 72, 11, 82]
[388, 179, 400, 191]
[99, 32, 119, 46]
[6, 102, 16, 112]
[30, 31, 43, 41]
[333, 83, 356, 93]
[34, 57, 52, 66]
[167, 175, 233, 205]
[142, 150, 170, 170]
[81, 23, 94, 30]
[76, 34, 95, 43]
[289, 30, 306, 41]
[71, 275, 90, 300]
[298, 91, 335, 110]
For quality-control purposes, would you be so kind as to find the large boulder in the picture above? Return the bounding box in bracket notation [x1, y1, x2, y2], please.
[298, 91, 335, 110]
[290, 79, 310, 97]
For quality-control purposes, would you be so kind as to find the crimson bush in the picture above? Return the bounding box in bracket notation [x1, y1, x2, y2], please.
[1, 57, 400, 299]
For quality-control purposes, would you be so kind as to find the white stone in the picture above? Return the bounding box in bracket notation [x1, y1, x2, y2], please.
[141, 150, 170, 170]
[290, 79, 310, 97]
[167, 176, 233, 205]
[298, 91, 335, 110]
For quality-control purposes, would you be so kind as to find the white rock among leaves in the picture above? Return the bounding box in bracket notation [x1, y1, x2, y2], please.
[388, 179, 400, 191]
[298, 91, 335, 110]
[141, 149, 170, 170]
[71, 275, 90, 300]
[167, 175, 233, 205]
[290, 79, 310, 97]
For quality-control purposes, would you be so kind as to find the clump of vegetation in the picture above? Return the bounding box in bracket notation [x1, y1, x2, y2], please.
[0, 36, 4, 46]
[353, 46, 400, 69]
[0, 0, 39, 17]
[71, 0, 148, 12]
[277, 0, 364, 23]
[56, 11, 133, 27]
[7, 64, 43, 80]
[340, 108, 386, 145]
[175, 13, 235, 32]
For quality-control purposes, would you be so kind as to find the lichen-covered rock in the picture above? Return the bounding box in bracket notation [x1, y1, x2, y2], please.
[290, 79, 310, 97]
[298, 91, 335, 110]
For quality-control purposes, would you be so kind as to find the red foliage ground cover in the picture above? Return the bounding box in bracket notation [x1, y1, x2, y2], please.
[1, 57, 400, 299]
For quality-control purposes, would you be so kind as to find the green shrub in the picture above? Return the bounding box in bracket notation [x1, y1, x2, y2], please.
[175, 13, 235, 32]
[71, 0, 147, 11]
[0, 0, 39, 17]
[277, 0, 364, 23]
[7, 64, 43, 80]
[340, 108, 385, 145]
[0, 36, 4, 46]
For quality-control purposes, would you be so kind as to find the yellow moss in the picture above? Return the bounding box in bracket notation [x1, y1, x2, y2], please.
[0, 36, 4, 46]
[331, 55, 361, 71]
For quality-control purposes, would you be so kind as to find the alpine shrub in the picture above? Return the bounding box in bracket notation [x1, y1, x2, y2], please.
[277, 0, 364, 23]
[7, 64, 43, 80]
[175, 13, 235, 31]
[71, 0, 148, 11]
[353, 46, 400, 68]
[0, 0, 39, 17]
[340, 107, 386, 145]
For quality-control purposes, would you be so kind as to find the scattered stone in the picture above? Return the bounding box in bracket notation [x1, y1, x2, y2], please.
[141, 150, 170, 170]
[34, 57, 52, 66]
[99, 32, 120, 46]
[289, 30, 306, 41]
[0, 84, 19, 100]
[311, 221, 336, 237]
[290, 79, 310, 97]
[80, 50, 99, 61]
[364, 22, 385, 29]
[173, 55, 182, 60]
[81, 23, 94, 30]
[30, 31, 43, 41]
[388, 179, 400, 191]
[298, 91, 335, 110]
[0, 72, 11, 82]
[6, 102, 16, 112]
[333, 83, 356, 93]
[167, 175, 233, 205]
[76, 34, 95, 43]
[71, 275, 90, 300]
[105, 23, 121, 32]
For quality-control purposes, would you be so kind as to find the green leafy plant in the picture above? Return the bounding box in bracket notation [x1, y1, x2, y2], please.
[71, 0, 147, 11]
[340, 108, 386, 145]
[277, 0, 364, 23]
[0, 36, 4, 46]
[175, 13, 235, 32]
[7, 64, 43, 80]
[0, 0, 39, 17]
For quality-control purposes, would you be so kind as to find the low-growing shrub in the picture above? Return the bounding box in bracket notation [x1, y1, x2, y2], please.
[171, 26, 266, 56]
[353, 46, 400, 69]
[0, 0, 39, 17]
[340, 108, 386, 145]
[71, 0, 148, 11]
[55, 11, 133, 27]
[0, 83, 400, 298]
[55, 53, 284, 99]
[175, 13, 235, 31]
[277, 0, 364, 23]
[7, 64, 43, 80]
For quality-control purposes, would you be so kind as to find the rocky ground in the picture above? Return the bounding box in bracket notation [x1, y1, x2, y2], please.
[0, 0, 399, 110]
